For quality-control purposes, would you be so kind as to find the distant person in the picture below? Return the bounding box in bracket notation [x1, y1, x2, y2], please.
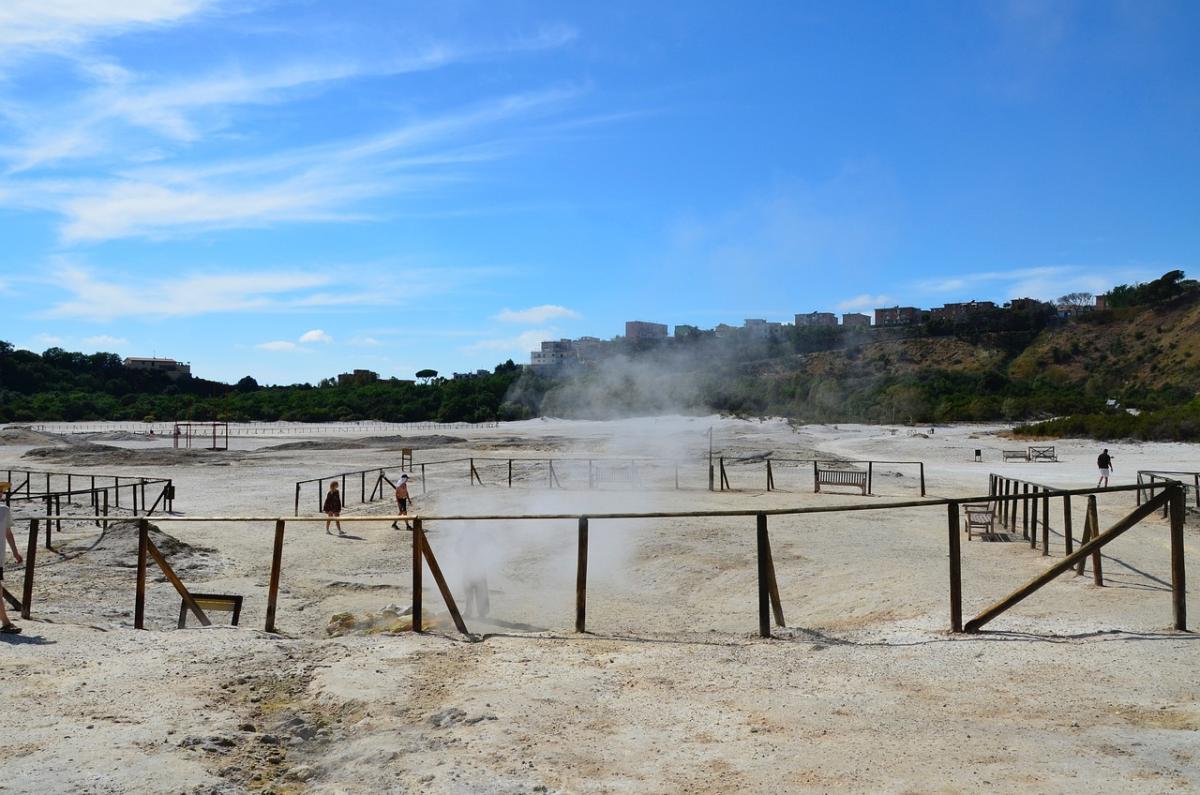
[1097, 449, 1114, 487]
[391, 474, 412, 530]
[323, 481, 343, 535]
[0, 495, 20, 634]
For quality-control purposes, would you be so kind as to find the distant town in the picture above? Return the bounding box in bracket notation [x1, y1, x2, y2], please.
[528, 294, 1107, 371]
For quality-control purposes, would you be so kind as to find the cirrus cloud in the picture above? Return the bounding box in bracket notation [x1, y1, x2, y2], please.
[493, 304, 580, 324]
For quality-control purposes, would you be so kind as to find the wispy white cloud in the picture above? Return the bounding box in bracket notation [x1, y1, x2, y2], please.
[464, 328, 555, 355]
[38, 260, 494, 321]
[835, 293, 892, 311]
[298, 329, 332, 344]
[42, 265, 332, 321]
[256, 340, 304, 352]
[82, 334, 129, 347]
[913, 265, 1157, 302]
[5, 85, 581, 242]
[493, 304, 580, 324]
[0, 1, 217, 55]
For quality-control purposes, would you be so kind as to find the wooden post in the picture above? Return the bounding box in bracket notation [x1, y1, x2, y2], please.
[756, 513, 771, 638]
[867, 461, 873, 495]
[361, 471, 366, 504]
[317, 479, 323, 512]
[44, 497, 52, 549]
[21, 520, 37, 620]
[421, 463, 427, 494]
[294, 483, 301, 516]
[135, 519, 149, 630]
[265, 520, 285, 633]
[919, 462, 926, 496]
[55, 494, 61, 535]
[1022, 484, 1031, 542]
[341, 474, 346, 502]
[761, 520, 785, 627]
[1041, 491, 1050, 556]
[720, 458, 729, 491]
[141, 480, 146, 512]
[102, 489, 109, 529]
[132, 483, 138, 517]
[1062, 494, 1073, 556]
[813, 461, 819, 494]
[576, 517, 588, 633]
[419, 533, 468, 634]
[411, 519, 423, 632]
[509, 459, 514, 488]
[948, 502, 962, 632]
[1169, 487, 1187, 631]
[1087, 496, 1102, 586]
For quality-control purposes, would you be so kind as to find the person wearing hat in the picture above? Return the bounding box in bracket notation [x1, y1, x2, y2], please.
[0, 483, 21, 634]
[391, 474, 412, 530]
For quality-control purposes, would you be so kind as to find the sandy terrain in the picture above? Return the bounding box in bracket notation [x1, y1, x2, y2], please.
[1, 417, 1197, 794]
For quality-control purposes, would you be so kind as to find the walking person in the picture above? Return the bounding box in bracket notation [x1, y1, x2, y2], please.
[1097, 448, 1114, 488]
[0, 495, 21, 634]
[1, 483, 22, 567]
[391, 474, 412, 530]
[323, 481, 343, 535]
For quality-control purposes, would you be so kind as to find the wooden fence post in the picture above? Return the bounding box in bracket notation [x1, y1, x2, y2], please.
[21, 520, 38, 619]
[1087, 496, 1102, 586]
[576, 517, 588, 633]
[1062, 494, 1073, 556]
[1170, 487, 1187, 631]
[135, 518, 149, 630]
[421, 463, 427, 494]
[293, 483, 300, 516]
[756, 513, 771, 638]
[948, 502, 962, 632]
[265, 520, 285, 633]
[766, 460, 773, 492]
[919, 462, 926, 496]
[867, 461, 873, 495]
[411, 519, 423, 632]
[1041, 491, 1050, 556]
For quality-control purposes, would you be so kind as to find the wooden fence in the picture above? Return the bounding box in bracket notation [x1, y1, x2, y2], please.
[4, 481, 1185, 640]
[2, 468, 174, 546]
[1137, 470, 1200, 509]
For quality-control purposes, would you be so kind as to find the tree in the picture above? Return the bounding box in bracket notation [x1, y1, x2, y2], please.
[236, 376, 260, 392]
[415, 368, 438, 384]
[1057, 291, 1094, 309]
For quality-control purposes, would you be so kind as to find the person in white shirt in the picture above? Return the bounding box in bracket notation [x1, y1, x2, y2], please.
[0, 498, 21, 634]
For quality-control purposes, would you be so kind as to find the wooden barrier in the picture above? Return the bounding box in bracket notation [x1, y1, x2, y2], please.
[13, 480, 1182, 638]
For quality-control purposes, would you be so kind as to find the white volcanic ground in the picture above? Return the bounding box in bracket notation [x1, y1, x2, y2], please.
[0, 418, 1197, 794]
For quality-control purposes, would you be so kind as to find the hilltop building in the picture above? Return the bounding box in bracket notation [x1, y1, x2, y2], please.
[795, 311, 838, 328]
[930, 300, 996, 322]
[625, 321, 668, 341]
[336, 369, 378, 386]
[530, 339, 578, 370]
[744, 318, 783, 338]
[122, 357, 191, 380]
[874, 306, 922, 327]
[841, 312, 871, 327]
[674, 324, 702, 339]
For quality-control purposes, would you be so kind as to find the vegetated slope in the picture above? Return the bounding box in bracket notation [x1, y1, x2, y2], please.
[1011, 298, 1200, 399]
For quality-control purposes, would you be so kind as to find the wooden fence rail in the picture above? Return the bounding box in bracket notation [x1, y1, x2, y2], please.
[7, 480, 1184, 641]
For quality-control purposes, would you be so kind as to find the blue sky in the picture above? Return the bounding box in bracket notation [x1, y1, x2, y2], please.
[1, 1, 1197, 384]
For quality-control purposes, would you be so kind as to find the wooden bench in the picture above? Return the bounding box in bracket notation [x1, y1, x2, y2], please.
[814, 467, 868, 495]
[1028, 446, 1057, 462]
[1002, 450, 1030, 462]
[178, 593, 243, 629]
[963, 502, 997, 540]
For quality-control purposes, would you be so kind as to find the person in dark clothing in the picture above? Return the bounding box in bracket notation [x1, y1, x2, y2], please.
[1097, 449, 1114, 487]
[324, 481, 343, 535]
